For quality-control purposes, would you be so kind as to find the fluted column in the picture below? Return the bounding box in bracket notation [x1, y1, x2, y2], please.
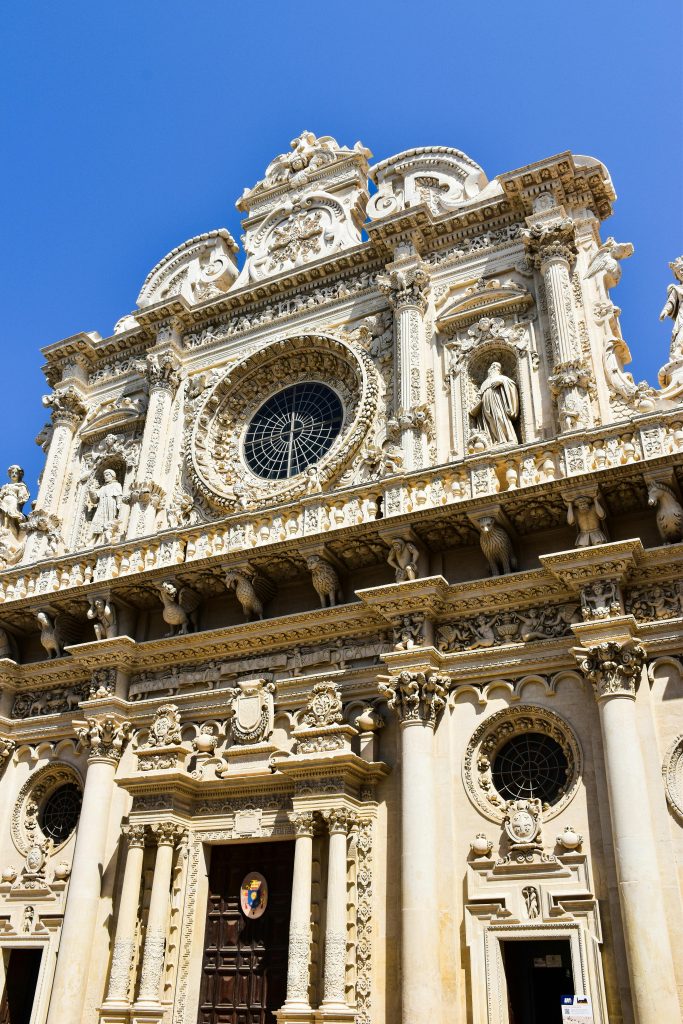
[102, 823, 146, 1007]
[378, 670, 449, 1024]
[524, 219, 592, 431]
[135, 821, 185, 1006]
[23, 387, 87, 562]
[320, 809, 357, 1016]
[281, 811, 315, 1014]
[46, 716, 132, 1024]
[127, 334, 182, 539]
[377, 261, 431, 471]
[578, 640, 681, 1023]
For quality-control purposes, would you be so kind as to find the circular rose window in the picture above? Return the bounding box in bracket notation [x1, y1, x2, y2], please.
[491, 733, 569, 805]
[244, 382, 343, 479]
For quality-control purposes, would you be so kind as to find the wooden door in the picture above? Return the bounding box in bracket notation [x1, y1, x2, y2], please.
[197, 841, 294, 1024]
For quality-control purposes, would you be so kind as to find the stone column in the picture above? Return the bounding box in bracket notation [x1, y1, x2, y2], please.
[377, 260, 431, 471]
[524, 219, 592, 431]
[280, 811, 315, 1016]
[23, 387, 87, 562]
[320, 809, 358, 1018]
[578, 640, 681, 1023]
[378, 670, 449, 1024]
[127, 332, 182, 539]
[46, 716, 132, 1024]
[135, 822, 185, 1007]
[102, 823, 146, 1006]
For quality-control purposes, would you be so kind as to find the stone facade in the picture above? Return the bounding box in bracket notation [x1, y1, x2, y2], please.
[0, 131, 681, 1024]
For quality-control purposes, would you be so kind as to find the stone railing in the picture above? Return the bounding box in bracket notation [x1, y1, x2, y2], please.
[0, 412, 680, 607]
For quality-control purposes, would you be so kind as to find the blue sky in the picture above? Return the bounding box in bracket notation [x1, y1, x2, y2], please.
[1, 0, 681, 494]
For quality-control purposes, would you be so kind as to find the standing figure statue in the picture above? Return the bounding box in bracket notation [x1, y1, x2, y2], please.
[87, 597, 118, 640]
[89, 468, 123, 544]
[387, 537, 420, 583]
[471, 362, 519, 445]
[566, 494, 608, 547]
[0, 465, 29, 537]
[660, 256, 683, 358]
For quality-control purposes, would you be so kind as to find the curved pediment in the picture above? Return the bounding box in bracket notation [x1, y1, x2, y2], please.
[137, 229, 239, 310]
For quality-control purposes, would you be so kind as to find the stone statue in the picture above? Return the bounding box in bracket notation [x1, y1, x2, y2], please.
[660, 256, 683, 357]
[647, 479, 683, 544]
[88, 469, 123, 544]
[306, 554, 343, 607]
[87, 597, 118, 640]
[0, 466, 29, 536]
[566, 494, 607, 547]
[387, 537, 420, 582]
[470, 362, 519, 445]
[477, 517, 516, 576]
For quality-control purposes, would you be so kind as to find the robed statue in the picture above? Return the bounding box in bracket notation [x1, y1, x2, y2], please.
[89, 468, 123, 544]
[0, 466, 29, 538]
[471, 361, 519, 445]
[660, 256, 683, 358]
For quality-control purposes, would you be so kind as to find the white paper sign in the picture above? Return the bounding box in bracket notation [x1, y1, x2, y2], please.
[561, 995, 593, 1022]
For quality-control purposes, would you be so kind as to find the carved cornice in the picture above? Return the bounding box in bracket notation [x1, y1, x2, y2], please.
[378, 669, 450, 727]
[576, 639, 645, 700]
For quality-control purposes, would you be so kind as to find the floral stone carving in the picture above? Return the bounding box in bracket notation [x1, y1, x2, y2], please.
[578, 640, 645, 699]
[378, 670, 450, 727]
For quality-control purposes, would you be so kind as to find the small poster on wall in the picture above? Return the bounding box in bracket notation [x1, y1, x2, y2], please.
[560, 995, 593, 1022]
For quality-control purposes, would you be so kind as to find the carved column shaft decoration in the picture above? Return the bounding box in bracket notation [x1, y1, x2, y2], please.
[283, 811, 315, 1009]
[378, 670, 450, 728]
[322, 808, 358, 1009]
[576, 639, 680, 1023]
[377, 261, 431, 471]
[104, 824, 146, 1005]
[136, 822, 186, 1005]
[46, 717, 133, 1024]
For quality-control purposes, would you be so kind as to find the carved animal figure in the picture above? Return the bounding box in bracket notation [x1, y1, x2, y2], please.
[225, 568, 276, 621]
[647, 480, 683, 544]
[477, 517, 516, 576]
[156, 581, 200, 636]
[35, 610, 62, 659]
[584, 237, 634, 289]
[306, 554, 343, 608]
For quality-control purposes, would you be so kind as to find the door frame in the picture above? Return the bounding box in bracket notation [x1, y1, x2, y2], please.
[0, 940, 51, 1024]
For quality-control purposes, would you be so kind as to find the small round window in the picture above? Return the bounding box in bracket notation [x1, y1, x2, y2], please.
[491, 733, 569, 805]
[39, 783, 82, 844]
[244, 382, 343, 480]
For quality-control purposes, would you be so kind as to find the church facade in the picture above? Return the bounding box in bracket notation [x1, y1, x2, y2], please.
[0, 132, 681, 1024]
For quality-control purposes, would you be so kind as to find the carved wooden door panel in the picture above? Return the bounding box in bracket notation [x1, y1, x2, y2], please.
[197, 841, 294, 1024]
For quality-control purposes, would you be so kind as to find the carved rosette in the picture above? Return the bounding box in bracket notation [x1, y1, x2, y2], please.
[578, 640, 646, 700]
[75, 716, 132, 763]
[378, 670, 450, 728]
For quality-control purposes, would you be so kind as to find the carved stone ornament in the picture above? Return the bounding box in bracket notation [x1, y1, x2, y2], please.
[580, 580, 622, 619]
[0, 465, 29, 567]
[42, 386, 87, 428]
[378, 670, 450, 727]
[463, 706, 582, 823]
[289, 810, 316, 836]
[662, 733, 683, 823]
[437, 603, 580, 651]
[647, 479, 683, 544]
[145, 704, 183, 747]
[626, 582, 683, 621]
[137, 229, 239, 309]
[0, 738, 16, 776]
[377, 264, 430, 312]
[303, 681, 343, 728]
[578, 640, 646, 700]
[11, 763, 83, 857]
[188, 334, 380, 511]
[75, 716, 133, 762]
[227, 677, 275, 745]
[149, 821, 186, 847]
[322, 807, 359, 834]
[503, 798, 543, 849]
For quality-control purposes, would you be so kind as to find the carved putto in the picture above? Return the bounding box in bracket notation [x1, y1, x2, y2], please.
[581, 580, 621, 619]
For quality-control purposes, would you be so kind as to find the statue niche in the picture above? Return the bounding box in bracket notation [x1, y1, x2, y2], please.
[467, 349, 520, 451]
[82, 460, 126, 547]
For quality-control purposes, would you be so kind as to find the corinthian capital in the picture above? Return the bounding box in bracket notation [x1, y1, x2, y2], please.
[75, 716, 132, 762]
[289, 811, 316, 837]
[146, 351, 182, 393]
[323, 807, 359, 835]
[577, 640, 645, 700]
[149, 821, 186, 847]
[377, 264, 430, 312]
[42, 386, 87, 428]
[522, 219, 577, 269]
[0, 738, 15, 775]
[121, 822, 147, 848]
[378, 670, 450, 727]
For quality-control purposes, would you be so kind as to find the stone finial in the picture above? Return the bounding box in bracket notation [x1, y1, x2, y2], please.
[577, 640, 645, 700]
[378, 670, 450, 728]
[75, 716, 132, 762]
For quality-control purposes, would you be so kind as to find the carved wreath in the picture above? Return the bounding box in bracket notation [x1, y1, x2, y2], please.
[462, 705, 582, 823]
[11, 762, 84, 856]
[188, 333, 380, 510]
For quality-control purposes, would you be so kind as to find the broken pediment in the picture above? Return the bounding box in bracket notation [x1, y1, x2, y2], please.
[367, 146, 489, 220]
[136, 228, 239, 310]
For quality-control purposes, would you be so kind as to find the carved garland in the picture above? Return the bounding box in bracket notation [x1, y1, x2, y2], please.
[462, 705, 582, 823]
[11, 762, 84, 856]
[188, 334, 380, 511]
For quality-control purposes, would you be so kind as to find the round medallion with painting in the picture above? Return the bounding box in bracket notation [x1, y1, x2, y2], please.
[240, 871, 268, 919]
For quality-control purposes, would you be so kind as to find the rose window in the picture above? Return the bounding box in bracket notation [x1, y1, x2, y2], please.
[491, 733, 569, 805]
[39, 783, 82, 844]
[243, 382, 343, 479]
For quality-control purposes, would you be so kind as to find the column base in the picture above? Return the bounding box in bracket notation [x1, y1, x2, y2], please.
[275, 1006, 316, 1024]
[130, 1003, 166, 1024]
[315, 1005, 356, 1024]
[99, 1007, 131, 1024]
